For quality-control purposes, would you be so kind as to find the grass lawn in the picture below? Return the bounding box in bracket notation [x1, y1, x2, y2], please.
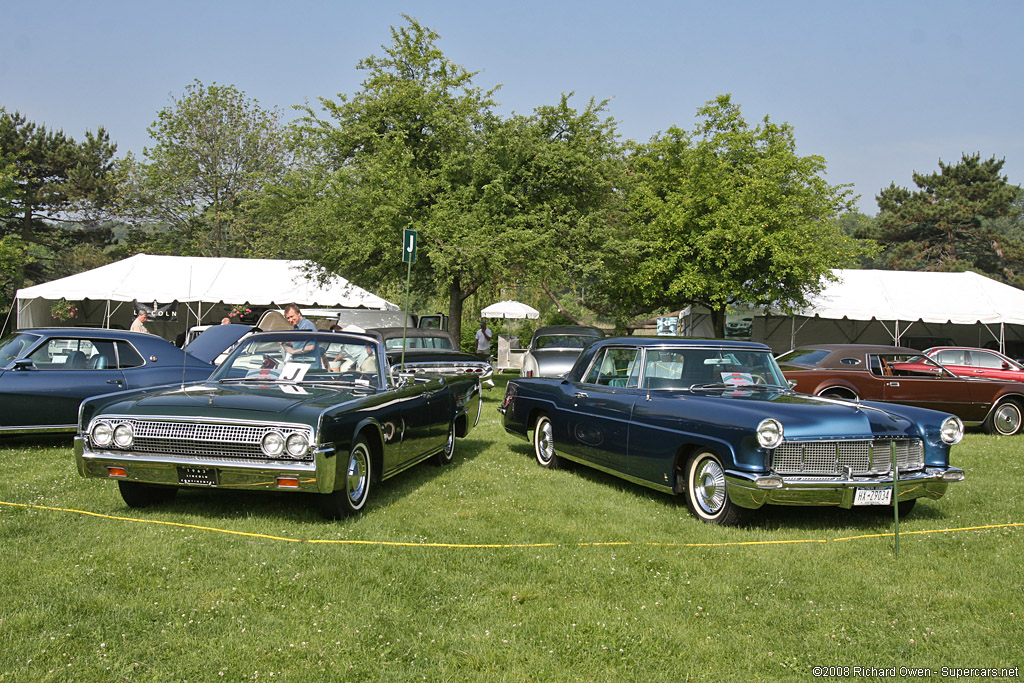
[1, 375, 1021, 681]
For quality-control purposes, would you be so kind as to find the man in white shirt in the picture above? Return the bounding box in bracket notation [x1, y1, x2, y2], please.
[130, 311, 150, 334]
[475, 320, 493, 358]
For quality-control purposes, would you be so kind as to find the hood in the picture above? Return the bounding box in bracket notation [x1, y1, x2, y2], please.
[95, 381, 369, 424]
[182, 324, 253, 364]
[647, 387, 916, 439]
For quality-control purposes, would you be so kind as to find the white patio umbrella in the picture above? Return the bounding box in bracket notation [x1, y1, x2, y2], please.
[480, 300, 539, 320]
[480, 300, 540, 344]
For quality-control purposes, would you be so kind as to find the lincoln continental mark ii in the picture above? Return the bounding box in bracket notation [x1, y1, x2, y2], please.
[500, 337, 965, 525]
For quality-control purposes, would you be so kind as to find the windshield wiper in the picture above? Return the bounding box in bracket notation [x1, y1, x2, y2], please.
[688, 382, 733, 391]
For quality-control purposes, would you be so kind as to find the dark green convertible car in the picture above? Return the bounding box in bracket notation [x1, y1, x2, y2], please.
[74, 330, 482, 518]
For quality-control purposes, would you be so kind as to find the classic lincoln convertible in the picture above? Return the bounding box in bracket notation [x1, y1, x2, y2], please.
[500, 337, 965, 525]
[75, 330, 481, 518]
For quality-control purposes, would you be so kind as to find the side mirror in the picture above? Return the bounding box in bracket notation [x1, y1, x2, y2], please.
[13, 358, 34, 371]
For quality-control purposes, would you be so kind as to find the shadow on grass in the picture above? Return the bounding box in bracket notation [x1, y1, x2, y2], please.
[0, 433, 75, 450]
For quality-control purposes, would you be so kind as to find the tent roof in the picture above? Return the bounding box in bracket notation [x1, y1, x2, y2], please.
[15, 254, 396, 309]
[797, 269, 1024, 325]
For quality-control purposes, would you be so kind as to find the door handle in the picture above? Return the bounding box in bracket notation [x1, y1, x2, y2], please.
[573, 391, 589, 399]
[106, 379, 123, 386]
[887, 381, 900, 387]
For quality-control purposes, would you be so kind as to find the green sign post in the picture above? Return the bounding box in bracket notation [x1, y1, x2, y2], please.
[401, 229, 418, 368]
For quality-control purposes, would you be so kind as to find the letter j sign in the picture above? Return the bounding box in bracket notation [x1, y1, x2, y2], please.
[402, 229, 418, 264]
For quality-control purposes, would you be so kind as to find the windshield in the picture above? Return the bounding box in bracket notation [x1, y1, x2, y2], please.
[535, 335, 595, 350]
[643, 347, 789, 390]
[211, 334, 382, 388]
[0, 332, 41, 366]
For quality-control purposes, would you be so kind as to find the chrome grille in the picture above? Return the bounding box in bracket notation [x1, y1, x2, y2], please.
[92, 418, 315, 462]
[772, 439, 923, 476]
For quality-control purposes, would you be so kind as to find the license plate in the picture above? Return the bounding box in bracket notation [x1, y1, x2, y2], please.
[177, 466, 218, 487]
[854, 487, 892, 505]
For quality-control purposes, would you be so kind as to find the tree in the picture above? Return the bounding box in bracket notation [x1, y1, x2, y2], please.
[282, 17, 505, 342]
[613, 95, 871, 336]
[0, 107, 118, 301]
[124, 81, 289, 257]
[471, 95, 628, 324]
[876, 154, 1024, 285]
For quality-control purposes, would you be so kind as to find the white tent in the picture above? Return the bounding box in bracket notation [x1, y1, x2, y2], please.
[12, 253, 397, 337]
[740, 269, 1024, 353]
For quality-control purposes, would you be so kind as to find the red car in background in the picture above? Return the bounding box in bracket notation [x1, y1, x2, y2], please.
[924, 346, 1024, 383]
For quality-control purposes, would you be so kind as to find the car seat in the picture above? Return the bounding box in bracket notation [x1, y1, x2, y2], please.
[66, 350, 87, 369]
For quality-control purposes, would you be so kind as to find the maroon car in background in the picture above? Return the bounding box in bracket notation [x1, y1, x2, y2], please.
[778, 344, 1024, 436]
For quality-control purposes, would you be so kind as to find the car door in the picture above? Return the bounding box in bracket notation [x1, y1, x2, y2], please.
[379, 377, 449, 477]
[876, 352, 989, 422]
[966, 349, 1024, 381]
[1, 337, 126, 429]
[558, 345, 641, 471]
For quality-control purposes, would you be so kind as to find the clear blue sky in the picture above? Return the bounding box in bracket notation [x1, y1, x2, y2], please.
[3, 0, 1022, 213]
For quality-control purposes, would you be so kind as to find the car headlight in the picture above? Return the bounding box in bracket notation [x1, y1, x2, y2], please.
[756, 418, 784, 449]
[286, 432, 309, 457]
[940, 416, 964, 445]
[262, 431, 285, 457]
[113, 423, 134, 448]
[91, 421, 113, 447]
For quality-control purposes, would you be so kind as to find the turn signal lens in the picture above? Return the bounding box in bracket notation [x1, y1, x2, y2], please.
[107, 466, 127, 477]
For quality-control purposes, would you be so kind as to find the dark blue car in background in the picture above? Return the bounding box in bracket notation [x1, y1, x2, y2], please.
[0, 327, 241, 433]
[499, 337, 966, 525]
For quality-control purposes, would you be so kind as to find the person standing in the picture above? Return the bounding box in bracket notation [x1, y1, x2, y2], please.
[475, 319, 493, 358]
[282, 304, 319, 364]
[130, 310, 150, 334]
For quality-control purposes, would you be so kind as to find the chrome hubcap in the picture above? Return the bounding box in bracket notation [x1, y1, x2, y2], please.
[995, 404, 1022, 435]
[347, 445, 369, 503]
[693, 458, 726, 514]
[537, 421, 554, 463]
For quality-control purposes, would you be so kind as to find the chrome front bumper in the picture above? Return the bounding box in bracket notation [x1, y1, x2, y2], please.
[725, 466, 966, 510]
[74, 436, 336, 494]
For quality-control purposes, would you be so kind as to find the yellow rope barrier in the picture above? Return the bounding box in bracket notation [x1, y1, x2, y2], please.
[1, 499, 1019, 549]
